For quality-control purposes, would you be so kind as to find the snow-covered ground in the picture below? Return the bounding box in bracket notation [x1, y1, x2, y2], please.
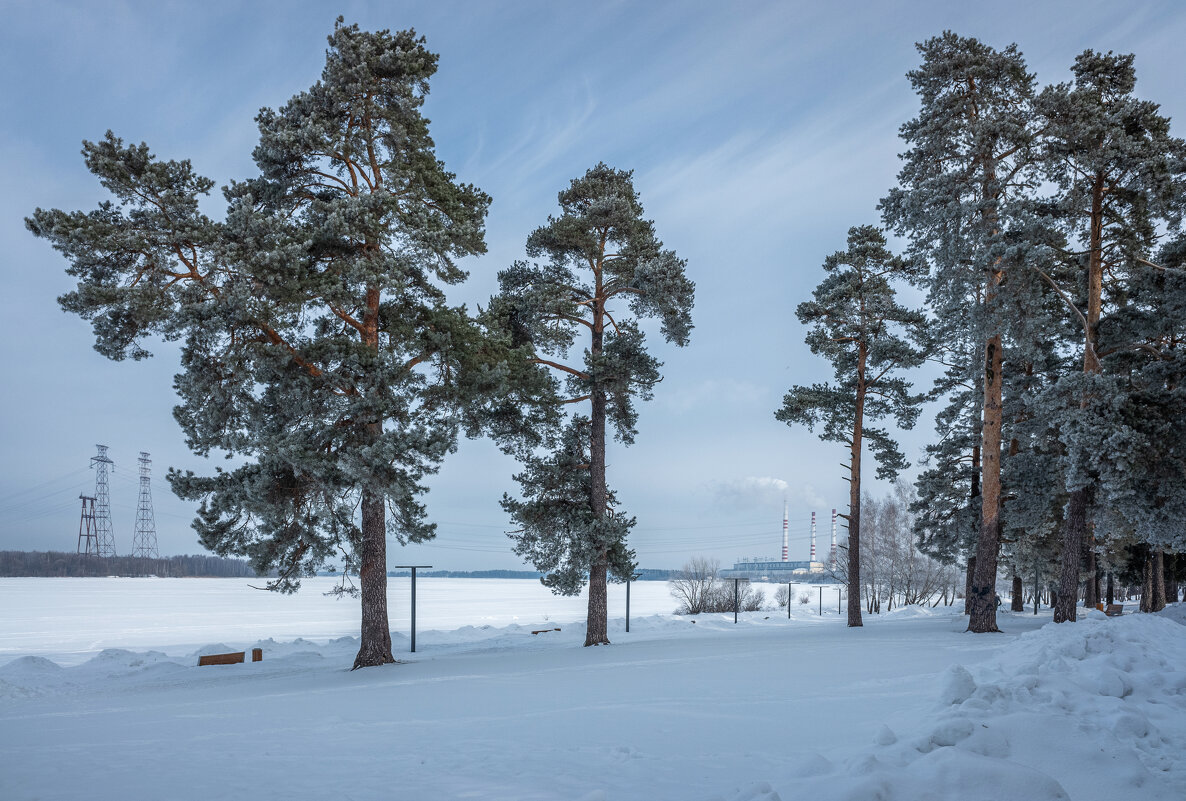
[1, 578, 1183, 800]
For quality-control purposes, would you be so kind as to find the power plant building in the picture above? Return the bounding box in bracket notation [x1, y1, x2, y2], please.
[720, 557, 826, 580]
[719, 503, 834, 580]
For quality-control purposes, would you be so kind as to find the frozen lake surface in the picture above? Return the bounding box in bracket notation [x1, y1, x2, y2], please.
[0, 575, 709, 665]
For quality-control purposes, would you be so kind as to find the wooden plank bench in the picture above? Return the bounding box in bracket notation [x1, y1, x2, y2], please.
[198, 648, 263, 666]
[1095, 603, 1124, 617]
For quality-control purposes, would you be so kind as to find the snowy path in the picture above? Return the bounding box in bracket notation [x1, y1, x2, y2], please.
[2, 613, 978, 800]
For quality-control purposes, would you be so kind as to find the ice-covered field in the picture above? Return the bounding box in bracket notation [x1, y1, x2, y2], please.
[0, 576, 698, 665]
[1, 578, 1184, 801]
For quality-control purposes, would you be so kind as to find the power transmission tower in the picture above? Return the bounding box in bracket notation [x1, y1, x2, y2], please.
[77, 495, 98, 555]
[130, 452, 159, 559]
[91, 445, 117, 557]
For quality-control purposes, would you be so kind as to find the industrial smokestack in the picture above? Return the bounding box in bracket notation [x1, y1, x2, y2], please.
[782, 500, 789, 562]
[831, 508, 837, 562]
[810, 511, 817, 562]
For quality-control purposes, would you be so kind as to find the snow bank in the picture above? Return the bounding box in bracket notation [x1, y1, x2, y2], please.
[1157, 601, 1186, 627]
[0, 612, 730, 698]
[726, 609, 1186, 801]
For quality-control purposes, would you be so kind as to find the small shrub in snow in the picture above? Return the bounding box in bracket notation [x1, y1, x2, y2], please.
[669, 557, 720, 615]
[743, 588, 766, 612]
[774, 585, 790, 609]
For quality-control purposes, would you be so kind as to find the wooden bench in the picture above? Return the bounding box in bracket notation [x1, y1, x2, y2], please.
[198, 648, 263, 666]
[1095, 603, 1124, 617]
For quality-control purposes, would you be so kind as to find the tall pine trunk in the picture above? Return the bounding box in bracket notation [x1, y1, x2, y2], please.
[1141, 554, 1154, 612]
[846, 343, 866, 627]
[1153, 549, 1167, 612]
[968, 331, 1003, 633]
[1011, 573, 1024, 611]
[1053, 488, 1088, 623]
[585, 311, 610, 647]
[1166, 554, 1179, 604]
[1055, 175, 1105, 623]
[1092, 547, 1102, 606]
[354, 486, 394, 668]
[964, 444, 980, 616]
[966, 132, 1006, 634]
[353, 284, 395, 669]
[964, 555, 976, 615]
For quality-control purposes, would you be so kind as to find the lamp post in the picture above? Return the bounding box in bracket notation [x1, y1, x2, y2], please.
[393, 565, 432, 653]
[733, 577, 749, 624]
[626, 576, 635, 633]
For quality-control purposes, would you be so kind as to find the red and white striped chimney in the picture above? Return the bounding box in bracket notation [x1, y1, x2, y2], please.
[782, 500, 789, 561]
[810, 511, 817, 562]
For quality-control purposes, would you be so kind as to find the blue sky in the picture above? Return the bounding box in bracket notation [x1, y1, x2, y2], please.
[2, 1, 1184, 570]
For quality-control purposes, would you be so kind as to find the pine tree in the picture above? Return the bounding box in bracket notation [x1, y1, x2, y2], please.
[490, 164, 694, 646]
[26, 21, 545, 669]
[775, 225, 927, 627]
[1035, 50, 1186, 622]
[501, 417, 636, 597]
[1089, 233, 1186, 562]
[910, 335, 982, 605]
[882, 32, 1042, 633]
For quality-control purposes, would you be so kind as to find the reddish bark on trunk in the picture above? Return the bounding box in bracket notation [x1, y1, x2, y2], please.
[584, 301, 610, 647]
[968, 331, 1003, 634]
[846, 343, 867, 628]
[352, 283, 395, 669]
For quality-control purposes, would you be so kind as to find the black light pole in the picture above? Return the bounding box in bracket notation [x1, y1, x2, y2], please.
[733, 578, 749, 623]
[838, 586, 842, 615]
[818, 586, 823, 616]
[787, 582, 792, 619]
[626, 578, 632, 633]
[394, 565, 432, 653]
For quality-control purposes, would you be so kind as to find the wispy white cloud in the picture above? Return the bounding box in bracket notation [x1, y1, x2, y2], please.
[481, 79, 599, 185]
[710, 476, 788, 510]
[709, 475, 828, 513]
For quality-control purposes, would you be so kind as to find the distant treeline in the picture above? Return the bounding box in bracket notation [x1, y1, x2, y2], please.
[0, 553, 683, 581]
[0, 551, 271, 578]
[385, 568, 675, 581]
